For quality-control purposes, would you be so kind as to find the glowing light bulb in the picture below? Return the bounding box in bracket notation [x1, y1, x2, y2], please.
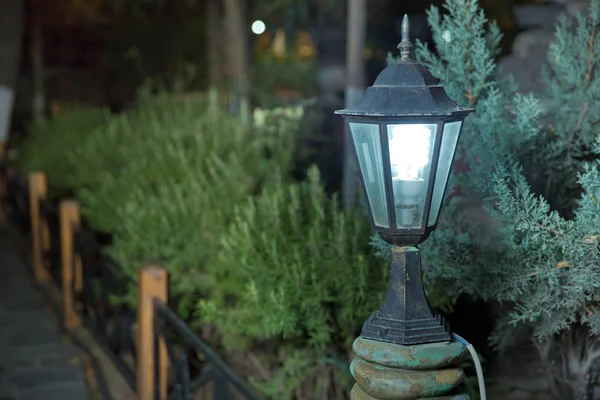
[389, 125, 431, 180]
[388, 124, 432, 227]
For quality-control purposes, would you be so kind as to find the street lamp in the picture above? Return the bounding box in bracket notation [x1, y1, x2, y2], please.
[335, 15, 474, 400]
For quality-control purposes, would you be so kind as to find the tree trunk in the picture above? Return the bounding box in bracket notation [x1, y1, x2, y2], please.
[571, 373, 593, 400]
[206, 0, 221, 112]
[223, 0, 250, 127]
[0, 0, 23, 143]
[30, 0, 45, 124]
[310, 26, 346, 193]
[206, 0, 221, 90]
[343, 0, 367, 210]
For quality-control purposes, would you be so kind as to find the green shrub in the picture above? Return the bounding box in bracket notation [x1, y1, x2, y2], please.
[76, 96, 257, 231]
[103, 108, 296, 311]
[14, 107, 111, 196]
[199, 166, 386, 398]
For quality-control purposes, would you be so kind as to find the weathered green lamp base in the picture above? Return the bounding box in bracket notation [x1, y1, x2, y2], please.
[350, 337, 468, 400]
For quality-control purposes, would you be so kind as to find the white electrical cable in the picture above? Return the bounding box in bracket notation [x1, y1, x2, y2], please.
[452, 333, 487, 400]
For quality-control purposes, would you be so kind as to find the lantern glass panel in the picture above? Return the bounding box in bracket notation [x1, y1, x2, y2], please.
[350, 123, 390, 228]
[428, 121, 462, 227]
[387, 123, 437, 230]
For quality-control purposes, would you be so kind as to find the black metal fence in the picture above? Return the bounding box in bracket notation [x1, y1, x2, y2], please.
[155, 302, 262, 400]
[5, 171, 262, 400]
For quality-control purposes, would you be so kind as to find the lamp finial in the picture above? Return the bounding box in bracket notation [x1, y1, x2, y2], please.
[397, 14, 413, 61]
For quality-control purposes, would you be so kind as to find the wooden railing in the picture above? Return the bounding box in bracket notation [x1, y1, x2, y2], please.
[5, 169, 261, 400]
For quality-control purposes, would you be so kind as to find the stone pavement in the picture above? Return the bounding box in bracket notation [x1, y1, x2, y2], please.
[0, 226, 89, 400]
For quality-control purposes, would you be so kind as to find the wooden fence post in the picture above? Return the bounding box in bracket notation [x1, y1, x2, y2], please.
[137, 266, 168, 400]
[59, 200, 82, 329]
[29, 172, 49, 283]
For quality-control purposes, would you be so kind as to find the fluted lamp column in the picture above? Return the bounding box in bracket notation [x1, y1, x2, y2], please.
[335, 15, 475, 400]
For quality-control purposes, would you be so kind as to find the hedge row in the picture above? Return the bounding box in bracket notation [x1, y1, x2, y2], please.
[15, 94, 387, 399]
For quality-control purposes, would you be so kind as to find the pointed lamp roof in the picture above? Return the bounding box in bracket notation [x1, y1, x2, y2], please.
[335, 15, 474, 118]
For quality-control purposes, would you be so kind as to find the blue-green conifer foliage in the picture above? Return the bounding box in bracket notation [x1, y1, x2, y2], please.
[380, 0, 600, 395]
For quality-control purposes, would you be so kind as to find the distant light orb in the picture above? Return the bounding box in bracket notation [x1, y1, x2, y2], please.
[252, 20, 266, 35]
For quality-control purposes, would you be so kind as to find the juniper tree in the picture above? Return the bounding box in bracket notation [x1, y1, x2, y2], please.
[380, 1, 600, 398]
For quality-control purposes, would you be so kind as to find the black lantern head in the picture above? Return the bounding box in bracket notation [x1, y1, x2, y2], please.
[335, 15, 474, 246]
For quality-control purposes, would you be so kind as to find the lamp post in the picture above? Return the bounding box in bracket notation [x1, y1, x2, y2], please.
[335, 15, 475, 400]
